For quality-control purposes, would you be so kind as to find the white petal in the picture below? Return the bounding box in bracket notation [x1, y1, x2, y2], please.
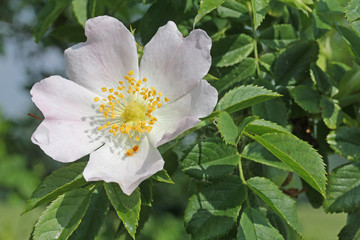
[140, 21, 212, 101]
[83, 136, 164, 195]
[149, 80, 218, 146]
[65, 16, 139, 95]
[31, 76, 103, 162]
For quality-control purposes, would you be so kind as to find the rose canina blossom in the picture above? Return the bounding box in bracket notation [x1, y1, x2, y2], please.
[31, 16, 218, 195]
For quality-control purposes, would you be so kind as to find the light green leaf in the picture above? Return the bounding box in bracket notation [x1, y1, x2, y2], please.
[346, 0, 360, 22]
[185, 176, 246, 240]
[336, 24, 360, 58]
[259, 52, 276, 71]
[72, 0, 88, 27]
[274, 40, 318, 85]
[237, 207, 285, 240]
[24, 162, 87, 213]
[245, 119, 290, 135]
[33, 0, 73, 42]
[216, 111, 238, 145]
[194, 0, 226, 25]
[104, 183, 141, 239]
[33, 189, 91, 240]
[247, 177, 301, 236]
[217, 0, 249, 20]
[151, 169, 174, 184]
[182, 139, 239, 180]
[259, 24, 298, 49]
[338, 210, 360, 240]
[251, 0, 270, 31]
[277, 0, 312, 14]
[327, 126, 360, 161]
[252, 98, 288, 127]
[69, 186, 109, 240]
[217, 85, 281, 113]
[237, 116, 259, 140]
[290, 85, 321, 113]
[212, 34, 254, 67]
[320, 97, 343, 129]
[247, 132, 326, 196]
[324, 163, 360, 213]
[241, 142, 292, 171]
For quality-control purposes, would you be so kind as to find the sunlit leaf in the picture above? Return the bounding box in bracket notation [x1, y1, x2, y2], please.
[194, 0, 226, 25]
[216, 111, 238, 145]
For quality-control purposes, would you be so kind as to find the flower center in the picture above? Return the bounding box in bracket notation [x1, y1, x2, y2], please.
[94, 71, 169, 156]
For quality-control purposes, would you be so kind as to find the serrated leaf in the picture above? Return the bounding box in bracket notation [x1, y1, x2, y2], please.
[212, 34, 254, 67]
[237, 116, 259, 141]
[72, 0, 88, 27]
[185, 176, 246, 240]
[237, 207, 285, 240]
[324, 163, 360, 213]
[216, 111, 238, 145]
[33, 189, 91, 240]
[259, 24, 298, 49]
[104, 183, 141, 239]
[217, 0, 249, 19]
[217, 85, 281, 113]
[252, 98, 288, 127]
[182, 139, 239, 180]
[277, 0, 312, 14]
[246, 132, 326, 196]
[194, 0, 226, 25]
[252, 0, 270, 31]
[213, 58, 256, 95]
[338, 210, 360, 240]
[336, 24, 360, 58]
[241, 142, 292, 171]
[69, 186, 109, 240]
[346, 0, 360, 22]
[327, 126, 360, 160]
[247, 177, 301, 236]
[24, 162, 87, 213]
[33, 0, 73, 42]
[290, 85, 321, 113]
[151, 169, 174, 184]
[310, 64, 334, 95]
[274, 40, 319, 85]
[245, 119, 290, 135]
[320, 97, 343, 129]
[259, 53, 276, 71]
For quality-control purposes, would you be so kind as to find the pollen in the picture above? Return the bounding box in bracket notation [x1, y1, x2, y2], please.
[94, 70, 169, 157]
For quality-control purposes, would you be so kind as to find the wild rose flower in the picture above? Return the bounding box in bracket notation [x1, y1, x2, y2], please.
[31, 16, 218, 195]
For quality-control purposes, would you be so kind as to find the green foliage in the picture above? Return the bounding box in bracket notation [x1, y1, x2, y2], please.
[290, 85, 321, 113]
[194, 0, 226, 26]
[327, 126, 360, 160]
[251, 0, 270, 31]
[216, 111, 239, 145]
[151, 169, 174, 184]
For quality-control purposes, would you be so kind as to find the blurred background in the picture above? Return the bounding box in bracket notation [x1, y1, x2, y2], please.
[0, 0, 349, 239]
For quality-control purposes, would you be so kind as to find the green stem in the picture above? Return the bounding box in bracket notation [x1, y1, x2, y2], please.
[253, 39, 261, 77]
[238, 155, 247, 184]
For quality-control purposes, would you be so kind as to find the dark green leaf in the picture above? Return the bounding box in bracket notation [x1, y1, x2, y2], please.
[72, 0, 87, 27]
[336, 24, 360, 58]
[338, 210, 360, 240]
[259, 24, 298, 49]
[237, 116, 259, 140]
[245, 119, 290, 135]
[194, 0, 226, 25]
[324, 163, 360, 213]
[182, 139, 239, 180]
[320, 97, 343, 129]
[310, 64, 334, 95]
[33, 189, 91, 240]
[237, 207, 285, 240]
[252, 0, 270, 30]
[217, 85, 281, 113]
[33, 0, 73, 42]
[252, 98, 288, 127]
[345, 0, 360, 22]
[247, 177, 301, 236]
[290, 85, 321, 113]
[259, 53, 276, 71]
[327, 126, 360, 160]
[151, 169, 174, 184]
[184, 176, 246, 240]
[217, 0, 249, 20]
[216, 111, 239, 145]
[104, 183, 141, 239]
[24, 162, 87, 213]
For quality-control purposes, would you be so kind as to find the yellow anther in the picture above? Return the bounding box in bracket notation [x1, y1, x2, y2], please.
[97, 126, 103, 130]
[143, 78, 147, 82]
[137, 80, 142, 86]
[94, 97, 100, 102]
[158, 92, 163, 97]
[158, 103, 162, 108]
[135, 136, 140, 141]
[102, 87, 107, 92]
[99, 106, 104, 112]
[133, 145, 139, 152]
[165, 97, 169, 102]
[119, 81, 123, 85]
[109, 88, 114, 93]
[128, 70, 134, 75]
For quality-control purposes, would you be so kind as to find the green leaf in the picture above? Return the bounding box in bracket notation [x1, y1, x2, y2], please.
[324, 163, 360, 213]
[259, 24, 298, 49]
[72, 0, 88, 27]
[247, 132, 326, 196]
[247, 177, 301, 236]
[213, 58, 256, 95]
[336, 24, 360, 58]
[104, 183, 141, 239]
[216, 111, 238, 145]
[33, 0, 73, 42]
[251, 0, 270, 31]
[320, 97, 343, 129]
[194, 0, 226, 25]
[212, 34, 254, 67]
[217, 85, 281, 113]
[327, 126, 360, 160]
[252, 98, 288, 127]
[237, 207, 285, 240]
[33, 189, 91, 240]
[277, 0, 313, 14]
[338, 210, 360, 240]
[259, 53, 276, 71]
[245, 119, 290, 135]
[310, 64, 334, 95]
[184, 176, 246, 240]
[345, 0, 360, 22]
[290, 85, 321, 113]
[69, 186, 109, 240]
[237, 116, 259, 139]
[274, 40, 319, 85]
[217, 0, 249, 20]
[24, 162, 87, 213]
[241, 142, 292, 171]
[182, 139, 239, 180]
[151, 169, 174, 184]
